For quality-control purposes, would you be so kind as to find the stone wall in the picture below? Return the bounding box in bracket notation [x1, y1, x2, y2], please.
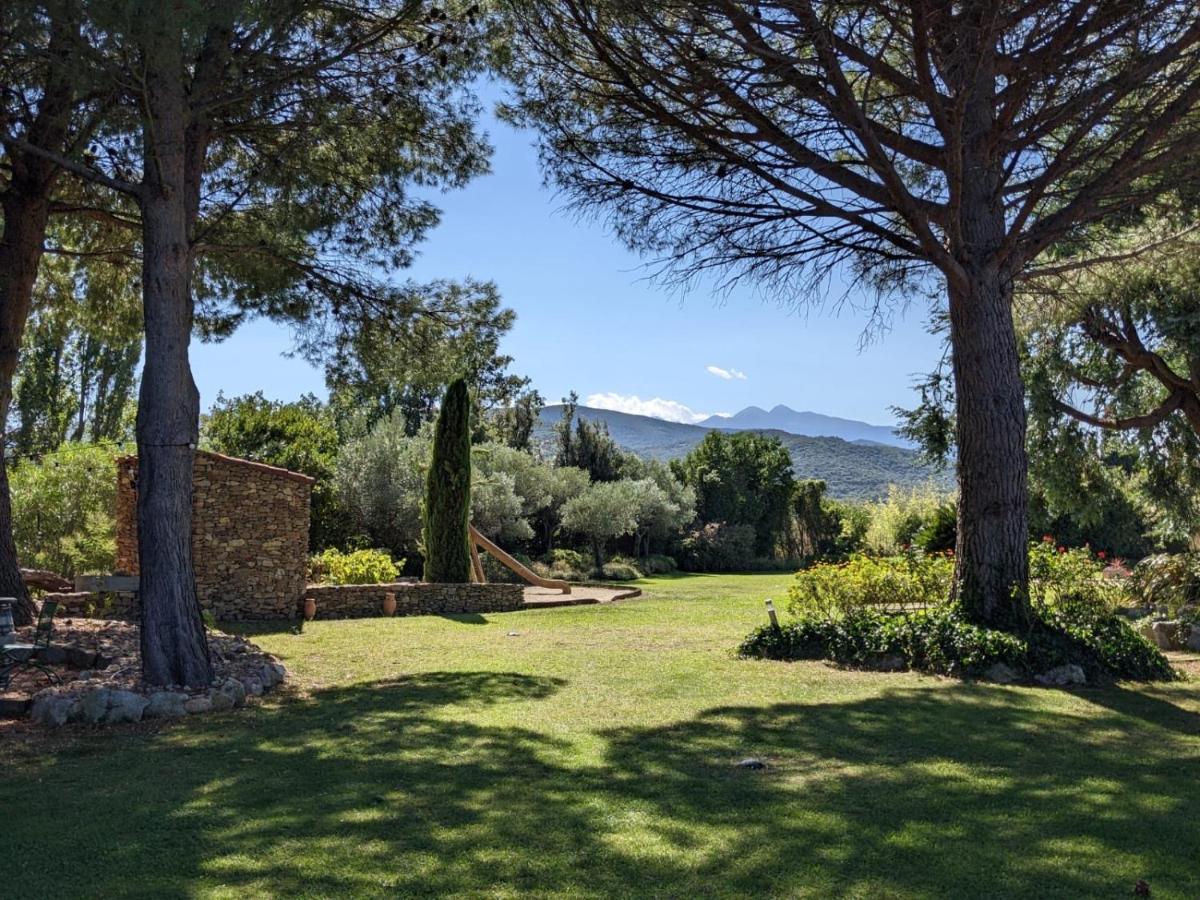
[52, 582, 527, 623]
[115, 451, 313, 620]
[48, 591, 138, 621]
[303, 582, 525, 620]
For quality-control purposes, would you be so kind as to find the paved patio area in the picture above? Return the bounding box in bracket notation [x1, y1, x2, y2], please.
[521, 585, 641, 608]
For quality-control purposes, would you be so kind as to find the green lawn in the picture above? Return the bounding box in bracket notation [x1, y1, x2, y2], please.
[4, 572, 1200, 898]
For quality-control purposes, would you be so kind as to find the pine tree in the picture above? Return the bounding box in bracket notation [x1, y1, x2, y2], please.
[423, 378, 473, 583]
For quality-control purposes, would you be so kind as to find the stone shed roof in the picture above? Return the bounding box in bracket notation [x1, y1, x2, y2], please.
[116, 449, 316, 485]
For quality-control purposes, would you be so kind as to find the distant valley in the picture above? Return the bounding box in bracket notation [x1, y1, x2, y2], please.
[534, 405, 950, 501]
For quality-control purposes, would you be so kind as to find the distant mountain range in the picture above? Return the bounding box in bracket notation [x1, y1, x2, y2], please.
[534, 405, 949, 501]
[700, 404, 910, 448]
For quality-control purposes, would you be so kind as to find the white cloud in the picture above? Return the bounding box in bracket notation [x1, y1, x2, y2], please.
[585, 392, 718, 424]
[706, 365, 747, 381]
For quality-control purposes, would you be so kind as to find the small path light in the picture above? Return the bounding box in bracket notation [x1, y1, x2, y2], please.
[765, 598, 779, 628]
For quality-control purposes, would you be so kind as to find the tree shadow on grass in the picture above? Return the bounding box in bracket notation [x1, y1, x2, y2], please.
[1073, 682, 1200, 737]
[439, 612, 490, 625]
[228, 619, 302, 638]
[5, 677, 1200, 898]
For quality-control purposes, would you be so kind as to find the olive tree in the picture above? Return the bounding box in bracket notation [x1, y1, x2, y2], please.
[560, 480, 639, 570]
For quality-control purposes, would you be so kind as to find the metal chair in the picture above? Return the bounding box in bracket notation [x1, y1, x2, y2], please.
[0, 599, 61, 691]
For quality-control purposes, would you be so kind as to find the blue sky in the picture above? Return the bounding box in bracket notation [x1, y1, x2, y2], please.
[190, 98, 945, 426]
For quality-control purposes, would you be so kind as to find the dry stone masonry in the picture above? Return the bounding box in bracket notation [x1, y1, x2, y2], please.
[46, 450, 527, 623]
[115, 450, 313, 620]
[302, 582, 524, 619]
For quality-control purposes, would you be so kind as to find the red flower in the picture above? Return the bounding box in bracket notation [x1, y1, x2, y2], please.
[1058, 546, 1066, 554]
[1097, 551, 1107, 560]
[1042, 535, 1054, 543]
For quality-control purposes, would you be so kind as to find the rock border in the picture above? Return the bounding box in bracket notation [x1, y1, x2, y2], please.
[2, 618, 289, 729]
[28, 661, 286, 728]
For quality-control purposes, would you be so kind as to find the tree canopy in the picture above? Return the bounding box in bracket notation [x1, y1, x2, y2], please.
[672, 430, 794, 556]
[501, 0, 1200, 628]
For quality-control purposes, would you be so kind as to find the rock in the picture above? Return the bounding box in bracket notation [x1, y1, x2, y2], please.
[736, 758, 767, 770]
[184, 696, 213, 715]
[1035, 664, 1087, 687]
[1149, 620, 1183, 650]
[209, 690, 235, 712]
[983, 662, 1018, 684]
[144, 691, 189, 719]
[244, 678, 264, 697]
[30, 691, 77, 727]
[219, 678, 247, 709]
[105, 689, 148, 724]
[0, 696, 31, 718]
[66, 647, 98, 669]
[38, 646, 67, 666]
[1186, 625, 1200, 653]
[258, 662, 282, 689]
[78, 688, 112, 724]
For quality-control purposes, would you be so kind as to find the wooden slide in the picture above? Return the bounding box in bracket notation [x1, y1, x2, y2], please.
[469, 525, 571, 594]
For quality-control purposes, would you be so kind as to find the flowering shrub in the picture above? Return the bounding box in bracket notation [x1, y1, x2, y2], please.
[309, 548, 400, 585]
[1028, 538, 1130, 611]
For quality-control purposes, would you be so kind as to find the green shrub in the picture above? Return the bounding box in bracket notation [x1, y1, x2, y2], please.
[739, 604, 1173, 682]
[10, 443, 119, 576]
[1040, 595, 1176, 682]
[310, 548, 400, 585]
[915, 502, 957, 554]
[635, 553, 677, 575]
[1130, 552, 1200, 617]
[677, 522, 756, 572]
[750, 539, 1169, 682]
[863, 484, 951, 555]
[481, 551, 535, 585]
[534, 548, 591, 582]
[1028, 538, 1130, 610]
[739, 607, 1025, 674]
[546, 548, 591, 571]
[787, 551, 954, 617]
[600, 561, 642, 581]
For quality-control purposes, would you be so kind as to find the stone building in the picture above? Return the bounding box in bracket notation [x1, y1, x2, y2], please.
[115, 451, 313, 620]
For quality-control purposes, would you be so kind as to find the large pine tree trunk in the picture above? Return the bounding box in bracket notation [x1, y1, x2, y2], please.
[135, 14, 212, 688]
[948, 271, 1031, 630]
[0, 194, 49, 626]
[942, 26, 1032, 632]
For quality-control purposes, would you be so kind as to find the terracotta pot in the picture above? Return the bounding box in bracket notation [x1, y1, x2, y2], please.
[303, 597, 317, 620]
[382, 592, 397, 617]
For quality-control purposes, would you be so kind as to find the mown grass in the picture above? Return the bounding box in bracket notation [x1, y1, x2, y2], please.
[3, 572, 1199, 898]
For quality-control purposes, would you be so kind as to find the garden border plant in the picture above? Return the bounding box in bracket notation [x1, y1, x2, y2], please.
[740, 543, 1176, 684]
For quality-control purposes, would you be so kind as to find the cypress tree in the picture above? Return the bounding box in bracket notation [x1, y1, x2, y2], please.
[423, 378, 473, 582]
